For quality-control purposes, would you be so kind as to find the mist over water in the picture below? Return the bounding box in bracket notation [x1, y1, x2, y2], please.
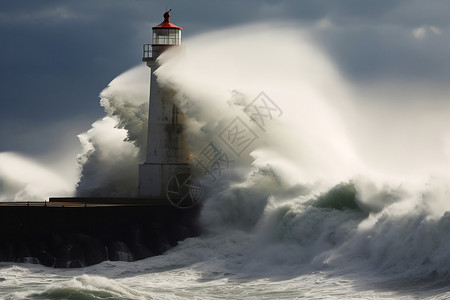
[0, 152, 74, 201]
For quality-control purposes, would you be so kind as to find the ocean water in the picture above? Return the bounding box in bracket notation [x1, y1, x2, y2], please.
[2, 204, 450, 299]
[1, 24, 450, 299]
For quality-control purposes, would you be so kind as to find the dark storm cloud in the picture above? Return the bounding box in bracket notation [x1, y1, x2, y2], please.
[309, 0, 450, 83]
[1, 0, 449, 155]
[0, 1, 152, 154]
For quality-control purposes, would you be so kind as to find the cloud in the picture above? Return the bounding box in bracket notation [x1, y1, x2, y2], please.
[411, 25, 442, 40]
[0, 5, 86, 25]
[412, 27, 426, 39]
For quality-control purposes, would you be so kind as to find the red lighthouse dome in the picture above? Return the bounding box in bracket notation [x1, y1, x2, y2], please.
[152, 9, 183, 31]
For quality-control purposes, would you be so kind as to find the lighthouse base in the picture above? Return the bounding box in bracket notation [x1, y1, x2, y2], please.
[138, 163, 191, 198]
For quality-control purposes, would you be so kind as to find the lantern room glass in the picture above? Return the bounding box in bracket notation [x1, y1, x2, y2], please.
[152, 29, 181, 45]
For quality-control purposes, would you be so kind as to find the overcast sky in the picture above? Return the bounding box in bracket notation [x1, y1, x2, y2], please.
[1, 0, 449, 158]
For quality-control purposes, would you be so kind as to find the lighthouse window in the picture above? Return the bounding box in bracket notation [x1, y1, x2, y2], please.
[153, 29, 181, 45]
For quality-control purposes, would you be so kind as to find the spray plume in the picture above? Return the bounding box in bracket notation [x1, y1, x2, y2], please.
[75, 65, 149, 196]
[153, 23, 450, 231]
[150, 24, 450, 279]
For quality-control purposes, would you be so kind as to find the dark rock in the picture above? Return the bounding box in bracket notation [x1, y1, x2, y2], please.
[55, 243, 85, 268]
[107, 241, 133, 262]
[65, 259, 84, 268]
[130, 243, 154, 260]
[15, 257, 40, 264]
[36, 250, 56, 267]
[77, 234, 107, 266]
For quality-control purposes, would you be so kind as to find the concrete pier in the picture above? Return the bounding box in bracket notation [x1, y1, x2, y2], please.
[0, 198, 200, 267]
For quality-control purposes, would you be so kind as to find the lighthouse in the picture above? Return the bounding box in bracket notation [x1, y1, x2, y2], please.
[139, 10, 199, 208]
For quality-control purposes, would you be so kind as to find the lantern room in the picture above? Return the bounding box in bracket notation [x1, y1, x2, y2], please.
[143, 9, 182, 60]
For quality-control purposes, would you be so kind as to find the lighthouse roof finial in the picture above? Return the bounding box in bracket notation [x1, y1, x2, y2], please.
[163, 9, 171, 22]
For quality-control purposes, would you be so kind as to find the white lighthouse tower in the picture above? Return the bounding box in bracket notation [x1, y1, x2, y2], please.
[139, 10, 195, 206]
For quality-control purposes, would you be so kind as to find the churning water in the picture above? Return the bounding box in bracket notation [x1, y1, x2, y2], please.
[1, 23, 450, 299]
